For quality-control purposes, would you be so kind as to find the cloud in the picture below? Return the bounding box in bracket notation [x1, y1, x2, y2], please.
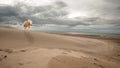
[0, 6, 17, 16]
[0, 1, 88, 27]
[0, 1, 68, 23]
[0, 0, 120, 34]
[104, 0, 120, 5]
[54, 1, 67, 8]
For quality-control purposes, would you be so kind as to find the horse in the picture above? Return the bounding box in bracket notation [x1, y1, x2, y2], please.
[23, 19, 32, 29]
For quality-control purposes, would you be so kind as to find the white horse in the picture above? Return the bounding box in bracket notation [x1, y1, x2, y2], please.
[23, 19, 32, 29]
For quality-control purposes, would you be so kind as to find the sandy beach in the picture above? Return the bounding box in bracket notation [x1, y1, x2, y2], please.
[0, 27, 120, 68]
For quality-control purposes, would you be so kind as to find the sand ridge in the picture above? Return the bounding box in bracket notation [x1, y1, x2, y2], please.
[0, 27, 120, 68]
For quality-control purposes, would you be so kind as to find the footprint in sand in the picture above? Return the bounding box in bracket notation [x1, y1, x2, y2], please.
[19, 49, 27, 52]
[62, 52, 68, 54]
[0, 49, 14, 53]
[94, 63, 104, 68]
[93, 58, 99, 62]
[18, 63, 24, 65]
[0, 55, 7, 62]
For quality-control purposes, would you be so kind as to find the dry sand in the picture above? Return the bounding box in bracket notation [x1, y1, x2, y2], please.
[0, 27, 120, 68]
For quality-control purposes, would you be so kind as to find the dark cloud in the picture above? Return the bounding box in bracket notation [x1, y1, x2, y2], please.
[104, 0, 120, 5]
[0, 1, 87, 27]
[0, 5, 20, 22]
[116, 6, 120, 10]
[0, 1, 69, 24]
[82, 17, 100, 23]
[54, 1, 67, 8]
[0, 6, 18, 17]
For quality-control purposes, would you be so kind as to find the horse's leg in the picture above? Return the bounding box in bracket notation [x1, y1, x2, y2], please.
[28, 26, 30, 29]
[24, 27, 27, 29]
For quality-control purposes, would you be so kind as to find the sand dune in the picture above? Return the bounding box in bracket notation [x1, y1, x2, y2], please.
[0, 27, 120, 68]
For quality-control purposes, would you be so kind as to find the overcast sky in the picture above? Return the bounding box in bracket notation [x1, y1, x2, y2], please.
[0, 0, 120, 34]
